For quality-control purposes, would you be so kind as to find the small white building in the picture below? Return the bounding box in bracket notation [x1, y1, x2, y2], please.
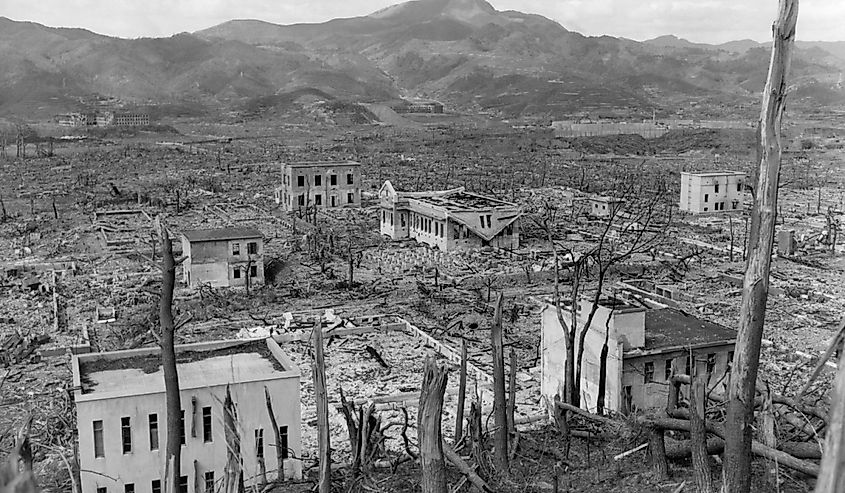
[181, 228, 264, 289]
[586, 196, 625, 218]
[72, 338, 302, 493]
[680, 171, 746, 214]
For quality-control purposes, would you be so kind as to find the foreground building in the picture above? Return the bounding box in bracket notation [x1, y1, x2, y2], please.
[679, 171, 746, 213]
[541, 297, 736, 414]
[181, 228, 264, 288]
[72, 338, 302, 493]
[379, 181, 521, 251]
[275, 161, 361, 211]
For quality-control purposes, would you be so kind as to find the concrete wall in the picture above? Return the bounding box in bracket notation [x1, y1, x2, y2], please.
[680, 173, 745, 214]
[280, 165, 361, 211]
[552, 122, 670, 138]
[182, 238, 264, 288]
[77, 378, 302, 493]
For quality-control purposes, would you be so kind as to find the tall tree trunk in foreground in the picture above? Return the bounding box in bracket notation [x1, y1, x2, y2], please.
[491, 293, 509, 471]
[418, 356, 448, 493]
[312, 320, 331, 493]
[264, 387, 285, 480]
[815, 318, 845, 492]
[690, 370, 712, 493]
[223, 385, 243, 493]
[158, 218, 182, 493]
[723, 2, 798, 491]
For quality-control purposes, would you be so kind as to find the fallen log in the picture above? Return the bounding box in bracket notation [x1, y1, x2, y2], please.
[664, 437, 820, 461]
[442, 441, 493, 493]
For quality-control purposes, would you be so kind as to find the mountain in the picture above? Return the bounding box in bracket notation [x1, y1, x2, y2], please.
[2, 0, 844, 120]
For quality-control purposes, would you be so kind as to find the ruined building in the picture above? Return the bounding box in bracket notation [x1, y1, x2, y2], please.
[275, 161, 361, 211]
[540, 297, 736, 414]
[379, 181, 521, 251]
[181, 228, 264, 288]
[72, 339, 303, 493]
[679, 171, 746, 213]
[585, 195, 626, 218]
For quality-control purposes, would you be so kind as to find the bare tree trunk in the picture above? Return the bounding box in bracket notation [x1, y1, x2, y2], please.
[418, 356, 448, 493]
[312, 320, 331, 493]
[724, 2, 798, 491]
[223, 385, 243, 493]
[491, 293, 509, 471]
[690, 370, 712, 493]
[158, 219, 182, 493]
[455, 339, 468, 446]
[649, 427, 669, 480]
[264, 387, 285, 480]
[761, 381, 779, 487]
[815, 317, 845, 492]
[507, 348, 517, 436]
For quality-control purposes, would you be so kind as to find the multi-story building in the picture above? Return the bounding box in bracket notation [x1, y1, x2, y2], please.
[113, 113, 151, 126]
[379, 181, 521, 251]
[275, 161, 361, 211]
[541, 296, 736, 414]
[680, 171, 746, 213]
[181, 228, 264, 288]
[72, 338, 302, 493]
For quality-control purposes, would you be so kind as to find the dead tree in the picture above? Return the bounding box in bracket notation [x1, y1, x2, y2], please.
[815, 317, 845, 492]
[264, 387, 285, 480]
[339, 389, 387, 476]
[724, 2, 799, 491]
[490, 293, 509, 471]
[0, 418, 38, 493]
[156, 217, 182, 493]
[418, 356, 448, 493]
[312, 320, 331, 493]
[223, 385, 243, 493]
[689, 365, 712, 493]
[455, 339, 468, 446]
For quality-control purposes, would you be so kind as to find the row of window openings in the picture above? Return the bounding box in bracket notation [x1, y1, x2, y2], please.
[642, 351, 732, 384]
[92, 411, 289, 460]
[231, 242, 258, 256]
[232, 265, 258, 280]
[97, 473, 209, 493]
[702, 197, 737, 211]
[292, 173, 354, 187]
[296, 193, 354, 206]
[708, 183, 743, 194]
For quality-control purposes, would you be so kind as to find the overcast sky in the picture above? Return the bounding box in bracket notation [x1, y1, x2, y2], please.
[0, 0, 840, 44]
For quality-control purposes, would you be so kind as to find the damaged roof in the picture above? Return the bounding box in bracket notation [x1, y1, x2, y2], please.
[641, 308, 736, 352]
[181, 227, 262, 242]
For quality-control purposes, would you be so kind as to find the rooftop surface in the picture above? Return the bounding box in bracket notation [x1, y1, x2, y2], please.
[415, 191, 518, 211]
[642, 308, 736, 351]
[181, 227, 262, 242]
[284, 160, 360, 168]
[683, 171, 746, 177]
[76, 339, 294, 398]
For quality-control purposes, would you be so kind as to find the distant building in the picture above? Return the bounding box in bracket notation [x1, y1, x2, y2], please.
[96, 112, 115, 126]
[680, 171, 746, 214]
[379, 181, 521, 251]
[586, 196, 625, 218]
[181, 228, 264, 288]
[72, 338, 302, 493]
[394, 100, 444, 114]
[275, 161, 361, 211]
[113, 113, 150, 126]
[57, 113, 87, 127]
[541, 297, 736, 414]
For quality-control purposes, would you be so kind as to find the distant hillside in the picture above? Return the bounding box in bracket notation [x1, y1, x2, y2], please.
[2, 0, 844, 120]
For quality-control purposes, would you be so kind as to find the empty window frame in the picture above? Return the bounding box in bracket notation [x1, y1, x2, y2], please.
[233, 268, 241, 279]
[149, 414, 159, 450]
[121, 417, 132, 454]
[347, 173, 354, 185]
[93, 420, 105, 458]
[180, 411, 185, 445]
[97, 488, 107, 493]
[179, 476, 188, 493]
[280, 426, 289, 459]
[151, 480, 161, 493]
[297, 175, 304, 187]
[315, 175, 322, 186]
[664, 359, 673, 380]
[706, 353, 716, 375]
[331, 195, 337, 207]
[314, 194, 322, 206]
[232, 242, 240, 255]
[715, 183, 720, 193]
[124, 484, 135, 493]
[202, 407, 212, 443]
[347, 192, 354, 204]
[704, 193, 709, 203]
[250, 265, 257, 278]
[298, 195, 305, 206]
[727, 351, 735, 372]
[247, 242, 258, 255]
[204, 472, 215, 493]
[330, 174, 338, 186]
[255, 429, 264, 459]
[737, 183, 742, 192]
[644, 362, 654, 384]
[486, 215, 492, 228]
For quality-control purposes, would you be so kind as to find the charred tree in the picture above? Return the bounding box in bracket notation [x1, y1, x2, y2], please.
[418, 356, 448, 493]
[815, 317, 845, 492]
[491, 293, 509, 471]
[723, 2, 799, 491]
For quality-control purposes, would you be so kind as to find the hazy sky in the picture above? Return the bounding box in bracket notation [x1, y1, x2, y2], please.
[0, 0, 840, 44]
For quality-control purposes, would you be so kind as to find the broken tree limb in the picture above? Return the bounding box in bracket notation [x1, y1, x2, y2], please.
[264, 386, 285, 480]
[555, 401, 621, 430]
[815, 317, 845, 493]
[490, 293, 509, 470]
[799, 318, 845, 400]
[455, 338, 468, 446]
[442, 441, 493, 493]
[418, 356, 448, 493]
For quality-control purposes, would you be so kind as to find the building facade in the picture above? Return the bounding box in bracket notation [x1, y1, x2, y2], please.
[275, 161, 361, 211]
[181, 228, 264, 288]
[586, 196, 625, 218]
[541, 297, 736, 414]
[72, 338, 303, 493]
[680, 171, 746, 214]
[379, 181, 521, 251]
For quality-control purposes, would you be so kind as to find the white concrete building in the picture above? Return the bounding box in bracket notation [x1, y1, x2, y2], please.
[680, 171, 746, 214]
[181, 228, 264, 289]
[72, 339, 302, 493]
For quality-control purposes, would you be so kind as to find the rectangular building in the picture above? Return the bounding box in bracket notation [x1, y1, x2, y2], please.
[181, 228, 264, 289]
[275, 161, 361, 211]
[680, 171, 746, 214]
[379, 181, 521, 251]
[72, 338, 302, 493]
[541, 297, 736, 414]
[586, 196, 625, 218]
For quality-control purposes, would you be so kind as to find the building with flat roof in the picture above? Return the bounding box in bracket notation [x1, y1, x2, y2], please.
[181, 228, 263, 289]
[275, 161, 361, 211]
[680, 171, 746, 214]
[379, 181, 521, 251]
[586, 196, 626, 218]
[72, 338, 302, 493]
[541, 296, 736, 414]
